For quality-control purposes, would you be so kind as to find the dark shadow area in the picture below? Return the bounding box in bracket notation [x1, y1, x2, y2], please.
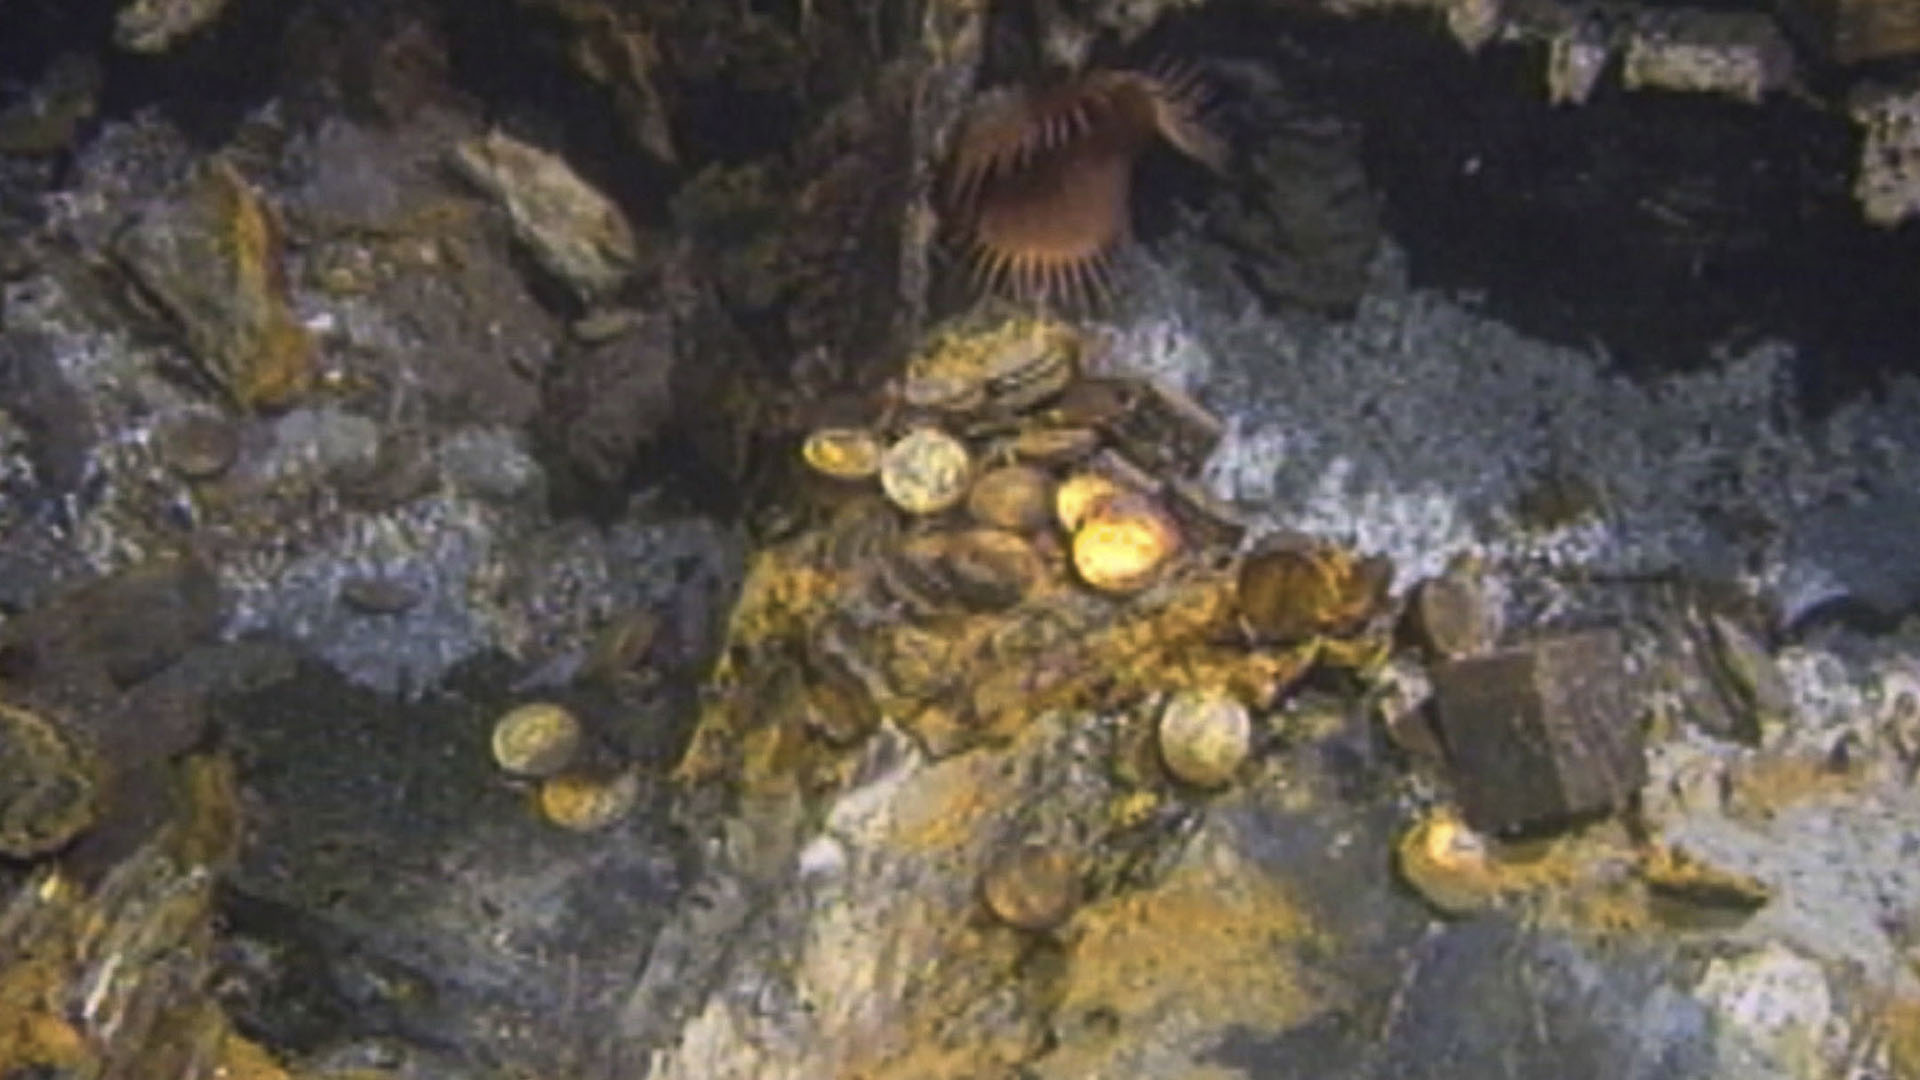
[1138, 2, 1920, 414]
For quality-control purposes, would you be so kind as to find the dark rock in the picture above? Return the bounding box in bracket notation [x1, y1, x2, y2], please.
[0, 329, 95, 497]
[338, 576, 423, 616]
[1430, 629, 1645, 834]
[540, 309, 677, 487]
[0, 556, 225, 695]
[1193, 82, 1382, 315]
[83, 558, 226, 689]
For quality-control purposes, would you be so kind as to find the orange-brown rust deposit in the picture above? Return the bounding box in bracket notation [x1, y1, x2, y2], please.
[1045, 856, 1327, 1075]
[946, 67, 1226, 307]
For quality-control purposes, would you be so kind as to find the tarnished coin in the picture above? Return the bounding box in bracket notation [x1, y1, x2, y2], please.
[981, 845, 1081, 931]
[967, 465, 1055, 533]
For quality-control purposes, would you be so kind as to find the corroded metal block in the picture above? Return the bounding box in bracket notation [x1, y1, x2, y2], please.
[1431, 628, 1644, 834]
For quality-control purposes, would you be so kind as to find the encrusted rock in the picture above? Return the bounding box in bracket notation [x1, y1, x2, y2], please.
[1430, 628, 1645, 834]
[113, 159, 315, 410]
[1851, 79, 1920, 227]
[0, 699, 99, 857]
[450, 130, 642, 304]
[1619, 12, 1793, 104]
[114, 0, 232, 53]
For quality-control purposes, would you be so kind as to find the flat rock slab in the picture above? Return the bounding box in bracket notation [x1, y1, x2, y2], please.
[1431, 628, 1645, 834]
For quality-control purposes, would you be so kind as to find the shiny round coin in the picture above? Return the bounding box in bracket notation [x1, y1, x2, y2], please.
[1071, 494, 1181, 594]
[491, 702, 584, 779]
[880, 427, 972, 515]
[802, 427, 884, 481]
[1157, 688, 1251, 789]
[538, 767, 640, 831]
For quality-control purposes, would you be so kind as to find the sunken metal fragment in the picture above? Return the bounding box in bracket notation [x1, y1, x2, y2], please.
[1430, 628, 1645, 834]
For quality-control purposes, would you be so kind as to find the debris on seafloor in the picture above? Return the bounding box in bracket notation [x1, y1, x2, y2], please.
[1430, 628, 1646, 835]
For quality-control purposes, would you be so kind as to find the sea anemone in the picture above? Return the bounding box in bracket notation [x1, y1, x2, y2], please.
[945, 64, 1227, 308]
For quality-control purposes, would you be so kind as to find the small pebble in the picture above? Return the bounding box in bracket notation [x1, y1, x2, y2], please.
[1410, 572, 1491, 658]
[154, 411, 239, 480]
[1157, 688, 1251, 788]
[339, 576, 422, 615]
[491, 702, 584, 778]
